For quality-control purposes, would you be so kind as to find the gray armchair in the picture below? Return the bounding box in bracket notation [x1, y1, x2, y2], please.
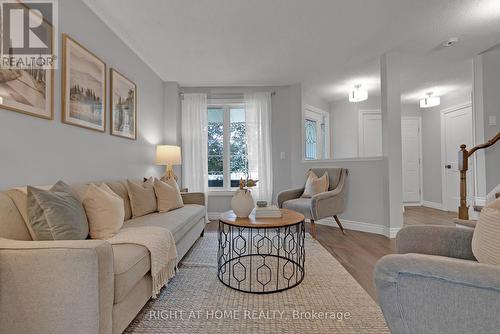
[374, 225, 500, 334]
[277, 168, 348, 238]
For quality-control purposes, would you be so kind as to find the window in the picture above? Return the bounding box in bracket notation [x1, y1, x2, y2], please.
[304, 106, 330, 160]
[208, 104, 248, 189]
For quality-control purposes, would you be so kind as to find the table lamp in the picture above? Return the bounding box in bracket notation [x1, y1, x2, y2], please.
[156, 145, 181, 181]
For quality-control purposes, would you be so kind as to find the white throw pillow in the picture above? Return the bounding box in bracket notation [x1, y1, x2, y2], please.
[83, 183, 125, 239]
[301, 171, 329, 198]
[153, 178, 184, 212]
[472, 197, 500, 265]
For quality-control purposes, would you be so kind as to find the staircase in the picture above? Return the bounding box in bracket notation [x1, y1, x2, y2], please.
[458, 131, 500, 220]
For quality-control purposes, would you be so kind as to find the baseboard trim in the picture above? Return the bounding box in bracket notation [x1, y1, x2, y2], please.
[208, 212, 399, 238]
[422, 201, 443, 210]
[403, 202, 421, 207]
[317, 217, 400, 239]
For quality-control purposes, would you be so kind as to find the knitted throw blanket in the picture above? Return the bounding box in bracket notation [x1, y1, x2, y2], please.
[108, 226, 178, 298]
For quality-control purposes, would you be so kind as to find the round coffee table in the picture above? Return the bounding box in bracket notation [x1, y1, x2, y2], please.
[217, 209, 305, 294]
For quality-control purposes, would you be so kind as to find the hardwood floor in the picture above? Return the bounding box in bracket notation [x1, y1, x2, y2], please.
[206, 206, 458, 302]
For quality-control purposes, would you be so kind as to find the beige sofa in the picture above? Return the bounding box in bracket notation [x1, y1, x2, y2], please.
[0, 179, 206, 334]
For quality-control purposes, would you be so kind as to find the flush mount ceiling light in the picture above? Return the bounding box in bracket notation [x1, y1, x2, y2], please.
[349, 84, 368, 102]
[420, 92, 440, 108]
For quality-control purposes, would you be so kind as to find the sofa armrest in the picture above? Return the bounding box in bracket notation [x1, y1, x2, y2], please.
[0, 239, 114, 334]
[181, 192, 205, 206]
[277, 188, 304, 208]
[396, 225, 476, 261]
[374, 254, 500, 334]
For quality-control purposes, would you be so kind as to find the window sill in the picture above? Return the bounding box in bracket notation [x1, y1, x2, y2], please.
[208, 190, 237, 197]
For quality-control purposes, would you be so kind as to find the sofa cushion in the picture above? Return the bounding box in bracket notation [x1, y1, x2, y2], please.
[127, 178, 157, 218]
[124, 204, 205, 242]
[282, 198, 313, 219]
[0, 192, 32, 240]
[153, 178, 184, 213]
[105, 181, 132, 220]
[112, 243, 151, 304]
[27, 181, 89, 240]
[83, 184, 125, 239]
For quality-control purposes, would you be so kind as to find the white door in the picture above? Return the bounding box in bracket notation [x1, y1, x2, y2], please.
[401, 118, 421, 204]
[442, 106, 474, 212]
[358, 111, 382, 157]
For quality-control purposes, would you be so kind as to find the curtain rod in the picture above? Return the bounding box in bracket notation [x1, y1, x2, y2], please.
[179, 91, 276, 99]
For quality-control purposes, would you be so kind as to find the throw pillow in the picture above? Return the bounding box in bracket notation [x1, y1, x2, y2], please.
[27, 180, 89, 240]
[83, 183, 125, 239]
[472, 197, 500, 265]
[301, 171, 329, 198]
[127, 178, 157, 218]
[153, 178, 184, 212]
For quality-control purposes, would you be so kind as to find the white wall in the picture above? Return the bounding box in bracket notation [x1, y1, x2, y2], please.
[0, 0, 165, 189]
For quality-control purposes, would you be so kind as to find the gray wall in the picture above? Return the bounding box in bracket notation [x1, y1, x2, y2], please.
[183, 84, 389, 228]
[0, 0, 165, 189]
[421, 92, 471, 204]
[330, 97, 381, 159]
[481, 45, 500, 193]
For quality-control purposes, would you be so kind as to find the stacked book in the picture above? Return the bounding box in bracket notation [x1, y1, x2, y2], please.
[254, 205, 282, 218]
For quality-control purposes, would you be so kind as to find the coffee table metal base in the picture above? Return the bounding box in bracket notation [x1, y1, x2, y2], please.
[217, 220, 305, 294]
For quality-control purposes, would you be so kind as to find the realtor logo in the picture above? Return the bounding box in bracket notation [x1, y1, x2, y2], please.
[1, 0, 58, 69]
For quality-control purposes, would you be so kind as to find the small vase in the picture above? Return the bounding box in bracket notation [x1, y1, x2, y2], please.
[231, 189, 255, 217]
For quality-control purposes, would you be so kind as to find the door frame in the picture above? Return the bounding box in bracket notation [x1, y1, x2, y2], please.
[440, 102, 473, 212]
[402, 116, 423, 206]
[358, 109, 382, 157]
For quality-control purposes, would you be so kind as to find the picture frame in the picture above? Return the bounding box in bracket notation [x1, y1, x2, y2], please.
[110, 68, 137, 140]
[0, 69, 54, 119]
[62, 33, 106, 132]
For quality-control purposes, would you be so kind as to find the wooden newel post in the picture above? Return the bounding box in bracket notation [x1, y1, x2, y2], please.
[458, 144, 469, 220]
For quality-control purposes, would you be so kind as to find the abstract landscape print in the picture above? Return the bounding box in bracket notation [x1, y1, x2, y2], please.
[62, 34, 106, 132]
[0, 68, 53, 119]
[110, 69, 136, 140]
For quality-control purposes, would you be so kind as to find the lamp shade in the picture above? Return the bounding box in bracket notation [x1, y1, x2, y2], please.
[156, 145, 182, 165]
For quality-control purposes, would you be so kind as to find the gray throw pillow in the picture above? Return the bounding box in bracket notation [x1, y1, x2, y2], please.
[27, 180, 89, 240]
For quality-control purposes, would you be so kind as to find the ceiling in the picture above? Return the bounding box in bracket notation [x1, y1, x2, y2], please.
[84, 0, 500, 103]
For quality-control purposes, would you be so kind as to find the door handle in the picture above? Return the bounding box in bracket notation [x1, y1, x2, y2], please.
[445, 164, 452, 169]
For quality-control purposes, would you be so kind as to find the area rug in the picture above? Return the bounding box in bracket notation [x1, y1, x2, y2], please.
[125, 233, 389, 333]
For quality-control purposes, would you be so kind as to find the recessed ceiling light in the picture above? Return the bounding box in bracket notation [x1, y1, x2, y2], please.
[420, 92, 440, 108]
[349, 84, 368, 103]
[442, 37, 459, 47]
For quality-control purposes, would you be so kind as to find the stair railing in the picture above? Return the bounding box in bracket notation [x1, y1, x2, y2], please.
[458, 132, 500, 219]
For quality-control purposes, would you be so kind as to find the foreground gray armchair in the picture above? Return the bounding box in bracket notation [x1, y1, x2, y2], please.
[374, 225, 500, 334]
[277, 168, 348, 238]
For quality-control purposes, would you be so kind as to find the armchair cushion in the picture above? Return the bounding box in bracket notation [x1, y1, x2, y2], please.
[282, 198, 313, 219]
[301, 170, 329, 198]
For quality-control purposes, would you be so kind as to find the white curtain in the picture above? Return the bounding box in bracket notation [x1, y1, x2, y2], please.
[245, 92, 273, 203]
[181, 93, 208, 195]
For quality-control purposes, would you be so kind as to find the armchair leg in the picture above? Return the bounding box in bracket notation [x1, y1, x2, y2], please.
[333, 215, 346, 234]
[310, 219, 317, 239]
